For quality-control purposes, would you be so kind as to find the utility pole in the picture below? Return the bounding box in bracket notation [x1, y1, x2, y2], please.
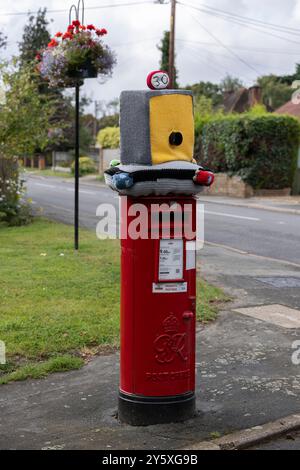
[168, 0, 176, 88]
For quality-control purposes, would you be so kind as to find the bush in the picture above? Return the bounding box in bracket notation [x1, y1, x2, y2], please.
[198, 114, 300, 190]
[97, 127, 120, 149]
[0, 157, 32, 226]
[71, 157, 96, 177]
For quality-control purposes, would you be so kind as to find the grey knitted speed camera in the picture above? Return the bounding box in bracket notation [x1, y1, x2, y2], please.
[120, 89, 193, 166]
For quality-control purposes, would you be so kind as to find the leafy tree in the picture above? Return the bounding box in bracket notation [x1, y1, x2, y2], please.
[0, 62, 58, 157]
[194, 95, 214, 116]
[95, 99, 120, 131]
[18, 9, 80, 152]
[220, 74, 243, 93]
[157, 31, 178, 87]
[186, 81, 222, 106]
[18, 8, 51, 65]
[257, 75, 291, 110]
[98, 114, 119, 130]
[279, 63, 300, 86]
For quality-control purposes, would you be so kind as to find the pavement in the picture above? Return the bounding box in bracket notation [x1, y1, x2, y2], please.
[0, 173, 300, 450]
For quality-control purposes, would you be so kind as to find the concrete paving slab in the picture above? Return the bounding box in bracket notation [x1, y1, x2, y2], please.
[234, 305, 300, 329]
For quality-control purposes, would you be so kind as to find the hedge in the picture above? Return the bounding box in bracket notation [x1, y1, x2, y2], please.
[71, 157, 96, 177]
[197, 114, 300, 190]
[97, 127, 120, 149]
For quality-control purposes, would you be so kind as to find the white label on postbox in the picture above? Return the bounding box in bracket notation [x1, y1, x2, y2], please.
[186, 241, 196, 271]
[152, 282, 188, 294]
[159, 239, 183, 281]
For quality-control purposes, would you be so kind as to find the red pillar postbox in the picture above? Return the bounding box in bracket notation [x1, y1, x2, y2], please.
[104, 72, 214, 425]
[119, 195, 197, 425]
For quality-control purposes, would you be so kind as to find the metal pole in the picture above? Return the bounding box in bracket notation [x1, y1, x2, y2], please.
[74, 83, 80, 251]
[169, 0, 176, 89]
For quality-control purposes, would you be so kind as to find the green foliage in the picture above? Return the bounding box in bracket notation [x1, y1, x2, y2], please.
[98, 113, 119, 130]
[257, 74, 292, 110]
[0, 157, 32, 226]
[220, 74, 243, 93]
[0, 62, 58, 156]
[194, 97, 224, 162]
[0, 356, 84, 385]
[97, 126, 120, 149]
[276, 63, 300, 86]
[157, 31, 179, 88]
[196, 279, 231, 323]
[71, 157, 96, 176]
[199, 114, 300, 190]
[245, 103, 268, 116]
[186, 75, 243, 109]
[19, 8, 51, 65]
[186, 81, 223, 106]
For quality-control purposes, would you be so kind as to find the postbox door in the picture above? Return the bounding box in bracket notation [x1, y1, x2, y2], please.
[132, 236, 196, 397]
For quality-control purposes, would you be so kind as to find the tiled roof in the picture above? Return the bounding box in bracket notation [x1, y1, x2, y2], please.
[275, 101, 300, 117]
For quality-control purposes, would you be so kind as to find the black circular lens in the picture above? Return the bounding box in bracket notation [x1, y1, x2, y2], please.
[169, 132, 183, 146]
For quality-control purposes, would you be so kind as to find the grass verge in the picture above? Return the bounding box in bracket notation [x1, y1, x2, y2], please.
[0, 219, 228, 384]
[24, 169, 74, 178]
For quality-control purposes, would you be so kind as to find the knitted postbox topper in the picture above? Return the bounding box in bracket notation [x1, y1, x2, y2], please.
[105, 73, 214, 196]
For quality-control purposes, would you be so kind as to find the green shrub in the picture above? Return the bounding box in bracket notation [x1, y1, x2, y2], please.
[0, 157, 32, 227]
[97, 127, 120, 149]
[194, 98, 224, 161]
[71, 157, 96, 177]
[198, 114, 300, 190]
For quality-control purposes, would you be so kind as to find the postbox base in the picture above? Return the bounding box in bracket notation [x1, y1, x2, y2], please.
[118, 391, 196, 426]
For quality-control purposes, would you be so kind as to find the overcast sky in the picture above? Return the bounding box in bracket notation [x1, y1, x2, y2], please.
[1, 0, 300, 113]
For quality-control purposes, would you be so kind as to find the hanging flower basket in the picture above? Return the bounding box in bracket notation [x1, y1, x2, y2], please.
[68, 57, 98, 79]
[37, 21, 116, 88]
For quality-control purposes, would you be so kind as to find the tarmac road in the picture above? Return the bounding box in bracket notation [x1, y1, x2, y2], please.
[25, 174, 300, 266]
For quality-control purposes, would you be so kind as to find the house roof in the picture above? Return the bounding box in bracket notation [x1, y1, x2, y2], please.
[275, 101, 300, 118]
[223, 88, 249, 114]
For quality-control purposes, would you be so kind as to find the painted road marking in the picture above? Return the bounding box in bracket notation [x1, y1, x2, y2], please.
[58, 187, 96, 196]
[205, 210, 260, 222]
[34, 183, 57, 189]
[205, 241, 300, 269]
[80, 190, 97, 195]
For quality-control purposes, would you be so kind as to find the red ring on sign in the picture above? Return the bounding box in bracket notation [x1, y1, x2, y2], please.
[147, 71, 170, 90]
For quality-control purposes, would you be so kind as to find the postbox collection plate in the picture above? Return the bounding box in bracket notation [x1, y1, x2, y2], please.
[158, 239, 184, 281]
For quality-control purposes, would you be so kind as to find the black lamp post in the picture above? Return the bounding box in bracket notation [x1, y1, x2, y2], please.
[69, 0, 85, 251]
[66, 0, 113, 249]
[74, 82, 80, 250]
